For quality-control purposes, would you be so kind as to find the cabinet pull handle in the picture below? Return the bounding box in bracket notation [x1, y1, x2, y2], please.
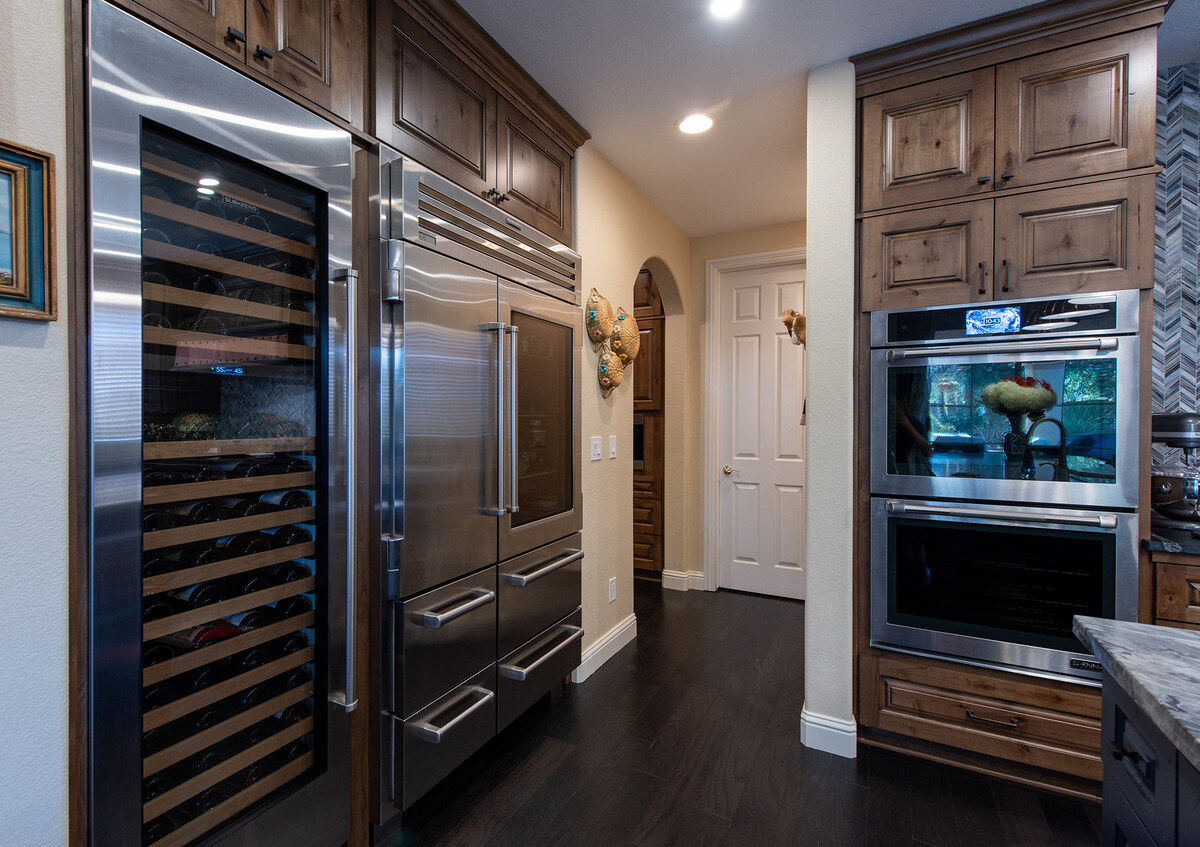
[978, 261, 988, 295]
[965, 708, 1022, 729]
[1108, 741, 1143, 763]
[254, 45, 275, 61]
[499, 625, 584, 681]
[411, 687, 494, 744]
[503, 550, 584, 587]
[410, 589, 496, 629]
[976, 176, 991, 185]
[1002, 258, 1011, 293]
[1000, 171, 1016, 181]
[225, 27, 246, 45]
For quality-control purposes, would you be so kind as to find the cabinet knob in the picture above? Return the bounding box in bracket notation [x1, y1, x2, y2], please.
[1000, 171, 1016, 181]
[1107, 741, 1142, 763]
[254, 45, 275, 61]
[976, 176, 991, 185]
[225, 27, 246, 45]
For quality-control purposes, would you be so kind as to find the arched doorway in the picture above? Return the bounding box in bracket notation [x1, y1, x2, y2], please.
[632, 267, 665, 580]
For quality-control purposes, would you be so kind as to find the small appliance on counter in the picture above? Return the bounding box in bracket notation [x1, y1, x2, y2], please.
[1150, 413, 1200, 533]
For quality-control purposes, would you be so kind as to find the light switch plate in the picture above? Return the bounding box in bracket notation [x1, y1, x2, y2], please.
[609, 577, 616, 602]
[609, 435, 617, 458]
[590, 436, 602, 461]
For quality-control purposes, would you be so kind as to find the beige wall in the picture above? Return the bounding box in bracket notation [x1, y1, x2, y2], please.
[573, 145, 690, 656]
[0, 0, 71, 841]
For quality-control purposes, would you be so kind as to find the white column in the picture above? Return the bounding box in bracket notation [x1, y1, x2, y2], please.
[800, 59, 858, 759]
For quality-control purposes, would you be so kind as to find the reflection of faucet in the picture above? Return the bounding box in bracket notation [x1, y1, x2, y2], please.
[1022, 415, 1069, 481]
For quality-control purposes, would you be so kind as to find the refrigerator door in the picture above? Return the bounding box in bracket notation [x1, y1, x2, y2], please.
[395, 242, 500, 597]
[89, 4, 353, 846]
[498, 279, 582, 561]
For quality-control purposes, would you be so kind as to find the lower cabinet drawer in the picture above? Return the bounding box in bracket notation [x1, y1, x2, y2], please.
[633, 497, 662, 535]
[1103, 778, 1158, 847]
[498, 535, 582, 657]
[497, 609, 583, 731]
[398, 664, 497, 810]
[1102, 671, 1177, 846]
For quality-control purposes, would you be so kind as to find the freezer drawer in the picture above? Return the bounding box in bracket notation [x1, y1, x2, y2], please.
[400, 567, 497, 718]
[498, 534, 583, 656]
[497, 609, 583, 731]
[397, 665, 497, 810]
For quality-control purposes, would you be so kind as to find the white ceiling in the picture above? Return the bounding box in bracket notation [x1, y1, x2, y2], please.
[455, 0, 1200, 238]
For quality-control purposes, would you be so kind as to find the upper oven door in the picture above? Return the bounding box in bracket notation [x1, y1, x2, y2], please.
[870, 335, 1138, 508]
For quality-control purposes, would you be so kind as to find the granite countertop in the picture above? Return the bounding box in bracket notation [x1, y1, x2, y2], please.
[1145, 529, 1200, 556]
[1073, 616, 1200, 771]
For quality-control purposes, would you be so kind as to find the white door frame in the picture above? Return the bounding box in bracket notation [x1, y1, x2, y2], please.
[703, 247, 808, 592]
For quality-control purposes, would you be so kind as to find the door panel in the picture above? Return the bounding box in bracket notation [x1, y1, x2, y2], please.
[134, 0, 246, 62]
[246, 0, 345, 117]
[717, 263, 806, 599]
[995, 29, 1157, 187]
[497, 99, 573, 245]
[861, 68, 995, 211]
[633, 317, 663, 411]
[860, 199, 994, 311]
[401, 245, 499, 596]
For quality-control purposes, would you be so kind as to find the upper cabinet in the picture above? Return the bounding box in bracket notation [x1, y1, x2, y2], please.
[121, 0, 366, 125]
[375, 0, 588, 245]
[860, 30, 1158, 213]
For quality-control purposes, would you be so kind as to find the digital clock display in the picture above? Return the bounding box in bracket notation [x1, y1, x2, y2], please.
[965, 306, 1021, 336]
[211, 365, 246, 376]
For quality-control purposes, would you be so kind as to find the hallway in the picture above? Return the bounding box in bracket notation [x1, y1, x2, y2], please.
[393, 582, 1101, 846]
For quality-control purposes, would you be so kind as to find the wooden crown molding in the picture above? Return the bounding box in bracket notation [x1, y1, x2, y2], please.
[395, 0, 591, 152]
[851, 0, 1169, 87]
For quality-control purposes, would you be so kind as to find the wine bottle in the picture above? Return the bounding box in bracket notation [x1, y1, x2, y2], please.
[270, 561, 312, 583]
[189, 197, 226, 221]
[141, 184, 175, 205]
[269, 456, 312, 475]
[175, 541, 225, 569]
[240, 716, 284, 747]
[265, 526, 312, 548]
[143, 809, 192, 844]
[258, 489, 312, 510]
[142, 312, 172, 328]
[273, 594, 313, 619]
[142, 466, 183, 487]
[168, 580, 229, 609]
[144, 595, 184, 622]
[228, 606, 279, 630]
[143, 226, 172, 245]
[142, 557, 176, 579]
[228, 643, 273, 675]
[219, 459, 273, 478]
[281, 290, 314, 313]
[272, 632, 309, 658]
[238, 213, 273, 233]
[217, 497, 277, 518]
[142, 725, 181, 756]
[142, 772, 177, 804]
[233, 759, 279, 790]
[230, 681, 275, 711]
[277, 699, 313, 725]
[143, 642, 176, 667]
[142, 509, 177, 533]
[191, 784, 231, 816]
[225, 569, 278, 596]
[143, 681, 180, 712]
[189, 703, 230, 735]
[278, 665, 313, 692]
[167, 501, 229, 524]
[235, 284, 278, 308]
[186, 314, 229, 335]
[216, 531, 273, 558]
[187, 661, 229, 692]
[159, 621, 242, 652]
[191, 274, 226, 296]
[275, 738, 312, 763]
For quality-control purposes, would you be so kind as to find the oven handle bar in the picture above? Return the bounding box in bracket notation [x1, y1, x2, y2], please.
[885, 500, 1119, 529]
[885, 337, 1118, 360]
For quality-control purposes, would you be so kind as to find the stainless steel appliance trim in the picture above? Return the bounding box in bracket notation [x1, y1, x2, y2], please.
[869, 497, 1139, 681]
[502, 550, 585, 587]
[487, 321, 508, 517]
[332, 268, 359, 713]
[499, 625, 584, 681]
[884, 500, 1119, 529]
[508, 324, 520, 514]
[869, 288, 1139, 347]
[409, 588, 497, 629]
[869, 337, 1139, 509]
[409, 686, 495, 743]
[886, 337, 1118, 359]
[868, 642, 1102, 688]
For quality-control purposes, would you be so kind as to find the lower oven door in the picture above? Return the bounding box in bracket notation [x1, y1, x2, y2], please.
[870, 497, 1137, 680]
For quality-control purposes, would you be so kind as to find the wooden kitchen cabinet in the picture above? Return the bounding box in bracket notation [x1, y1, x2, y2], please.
[633, 317, 663, 411]
[132, 0, 246, 61]
[496, 99, 573, 245]
[1156, 560, 1200, 628]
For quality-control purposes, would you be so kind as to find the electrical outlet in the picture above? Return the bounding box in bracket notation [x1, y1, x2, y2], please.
[609, 435, 617, 458]
[609, 577, 616, 603]
[590, 436, 602, 461]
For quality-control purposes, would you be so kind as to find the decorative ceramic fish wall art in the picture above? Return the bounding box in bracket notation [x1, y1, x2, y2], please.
[609, 307, 640, 364]
[585, 287, 614, 350]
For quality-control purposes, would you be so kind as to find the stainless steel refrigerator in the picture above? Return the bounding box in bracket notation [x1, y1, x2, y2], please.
[87, 3, 356, 845]
[371, 149, 584, 822]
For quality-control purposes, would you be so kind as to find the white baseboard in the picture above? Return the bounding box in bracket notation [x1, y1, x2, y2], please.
[570, 613, 637, 683]
[661, 570, 706, 592]
[800, 707, 858, 759]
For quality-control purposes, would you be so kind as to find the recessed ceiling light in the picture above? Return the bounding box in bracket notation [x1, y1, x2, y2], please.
[709, 0, 743, 19]
[198, 177, 220, 187]
[677, 113, 715, 134]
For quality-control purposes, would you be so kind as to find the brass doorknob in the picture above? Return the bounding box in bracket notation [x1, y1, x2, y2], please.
[722, 466, 735, 475]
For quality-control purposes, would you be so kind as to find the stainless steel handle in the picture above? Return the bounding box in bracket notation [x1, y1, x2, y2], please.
[411, 686, 494, 744]
[507, 325, 520, 514]
[332, 268, 358, 712]
[503, 550, 583, 587]
[966, 709, 1022, 729]
[410, 589, 496, 629]
[499, 625, 584, 681]
[885, 500, 1118, 529]
[484, 322, 507, 516]
[886, 337, 1118, 360]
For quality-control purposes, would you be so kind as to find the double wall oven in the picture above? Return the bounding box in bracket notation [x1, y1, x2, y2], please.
[869, 290, 1141, 680]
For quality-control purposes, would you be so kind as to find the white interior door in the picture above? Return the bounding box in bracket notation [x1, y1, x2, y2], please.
[716, 262, 806, 599]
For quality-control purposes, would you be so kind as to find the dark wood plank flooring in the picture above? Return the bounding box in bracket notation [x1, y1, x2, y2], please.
[385, 580, 1100, 847]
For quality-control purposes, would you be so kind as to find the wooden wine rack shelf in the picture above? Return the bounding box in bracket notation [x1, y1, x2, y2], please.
[143, 576, 315, 642]
[144, 437, 315, 461]
[144, 647, 315, 732]
[142, 281, 315, 328]
[142, 152, 315, 226]
[145, 612, 315, 687]
[142, 471, 315, 507]
[142, 195, 316, 260]
[143, 325, 314, 363]
[143, 505, 314, 551]
[143, 240, 315, 294]
[143, 716, 314, 823]
[150, 752, 315, 847]
[143, 681, 313, 778]
[143, 541, 315, 596]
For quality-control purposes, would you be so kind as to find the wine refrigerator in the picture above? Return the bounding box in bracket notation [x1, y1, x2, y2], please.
[87, 4, 355, 845]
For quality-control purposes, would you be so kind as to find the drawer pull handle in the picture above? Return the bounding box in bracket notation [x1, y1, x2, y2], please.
[411, 589, 495, 629]
[965, 709, 1022, 729]
[1108, 741, 1143, 763]
[503, 550, 584, 587]
[411, 686, 494, 744]
[500, 625, 584, 681]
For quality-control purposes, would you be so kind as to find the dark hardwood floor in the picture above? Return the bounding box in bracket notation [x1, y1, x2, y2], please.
[386, 580, 1101, 847]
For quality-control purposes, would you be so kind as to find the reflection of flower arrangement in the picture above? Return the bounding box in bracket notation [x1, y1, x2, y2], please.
[981, 376, 1057, 416]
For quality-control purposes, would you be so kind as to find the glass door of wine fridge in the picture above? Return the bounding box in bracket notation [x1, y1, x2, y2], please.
[89, 4, 354, 846]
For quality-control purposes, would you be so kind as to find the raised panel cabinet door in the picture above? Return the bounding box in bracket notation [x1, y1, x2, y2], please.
[497, 98, 573, 245]
[246, 0, 365, 123]
[1156, 563, 1200, 626]
[133, 0, 246, 61]
[860, 67, 995, 211]
[375, 3, 496, 199]
[859, 199, 994, 311]
[995, 29, 1157, 189]
[633, 317, 663, 411]
[994, 175, 1154, 300]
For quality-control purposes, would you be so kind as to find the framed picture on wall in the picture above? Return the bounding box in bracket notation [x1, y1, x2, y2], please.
[0, 138, 55, 321]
